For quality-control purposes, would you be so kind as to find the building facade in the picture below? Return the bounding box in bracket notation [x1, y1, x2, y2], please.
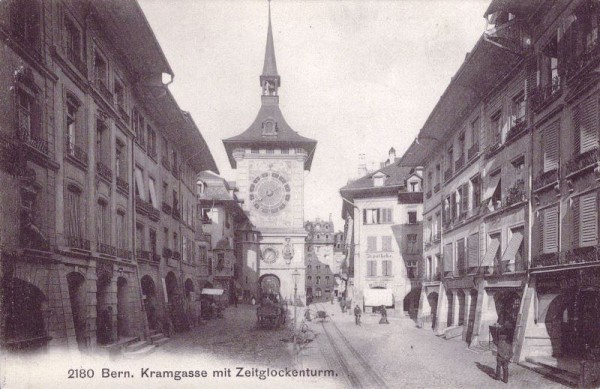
[340, 152, 423, 314]
[304, 218, 337, 302]
[222, 4, 316, 303]
[402, 0, 600, 382]
[0, 0, 217, 353]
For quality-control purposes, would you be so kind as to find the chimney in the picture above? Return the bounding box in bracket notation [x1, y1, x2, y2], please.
[389, 147, 396, 163]
[357, 153, 367, 177]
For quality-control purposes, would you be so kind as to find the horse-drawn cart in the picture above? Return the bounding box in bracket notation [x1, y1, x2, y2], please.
[256, 294, 287, 329]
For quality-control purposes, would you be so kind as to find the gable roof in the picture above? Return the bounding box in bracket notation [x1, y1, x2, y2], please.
[340, 161, 415, 195]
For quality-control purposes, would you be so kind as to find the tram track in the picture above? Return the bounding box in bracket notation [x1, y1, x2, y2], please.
[314, 303, 389, 389]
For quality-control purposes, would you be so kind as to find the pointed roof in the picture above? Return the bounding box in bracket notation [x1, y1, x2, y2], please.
[223, 1, 317, 170]
[262, 2, 278, 77]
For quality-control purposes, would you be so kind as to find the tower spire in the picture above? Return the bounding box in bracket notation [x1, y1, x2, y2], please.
[260, 0, 280, 97]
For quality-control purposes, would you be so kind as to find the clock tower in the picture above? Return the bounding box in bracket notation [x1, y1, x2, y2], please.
[223, 2, 316, 303]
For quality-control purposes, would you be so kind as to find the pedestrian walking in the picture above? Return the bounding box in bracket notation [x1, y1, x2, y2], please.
[379, 305, 389, 324]
[495, 333, 512, 383]
[353, 304, 362, 326]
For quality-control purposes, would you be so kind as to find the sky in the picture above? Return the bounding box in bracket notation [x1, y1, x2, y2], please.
[138, 0, 490, 230]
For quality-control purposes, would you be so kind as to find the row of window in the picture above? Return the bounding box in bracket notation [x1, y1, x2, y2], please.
[365, 259, 418, 278]
[306, 264, 330, 272]
[362, 208, 418, 225]
[306, 275, 332, 285]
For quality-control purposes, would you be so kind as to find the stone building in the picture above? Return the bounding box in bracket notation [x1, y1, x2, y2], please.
[402, 0, 600, 383]
[222, 3, 316, 303]
[196, 171, 252, 304]
[304, 218, 337, 302]
[340, 150, 423, 314]
[0, 0, 217, 353]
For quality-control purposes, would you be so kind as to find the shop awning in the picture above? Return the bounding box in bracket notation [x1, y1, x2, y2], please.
[500, 231, 523, 263]
[480, 239, 501, 267]
[363, 288, 394, 307]
[201, 288, 224, 296]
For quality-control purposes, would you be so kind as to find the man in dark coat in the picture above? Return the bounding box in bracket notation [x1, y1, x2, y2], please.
[379, 305, 389, 324]
[353, 304, 362, 326]
[496, 333, 512, 383]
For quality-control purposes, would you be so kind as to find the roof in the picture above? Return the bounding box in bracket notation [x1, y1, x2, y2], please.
[484, 0, 542, 18]
[262, 3, 278, 78]
[340, 161, 414, 193]
[398, 36, 521, 167]
[92, 0, 173, 78]
[197, 171, 234, 202]
[135, 86, 218, 174]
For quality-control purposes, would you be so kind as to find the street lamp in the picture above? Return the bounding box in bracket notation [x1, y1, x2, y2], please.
[292, 268, 300, 351]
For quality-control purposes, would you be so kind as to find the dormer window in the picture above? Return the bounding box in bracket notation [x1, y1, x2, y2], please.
[373, 172, 386, 187]
[262, 119, 277, 136]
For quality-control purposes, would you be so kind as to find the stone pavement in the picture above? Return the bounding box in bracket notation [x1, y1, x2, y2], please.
[305, 302, 568, 389]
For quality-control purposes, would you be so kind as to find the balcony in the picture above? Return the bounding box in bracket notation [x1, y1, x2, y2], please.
[531, 252, 560, 268]
[424, 272, 442, 282]
[96, 79, 113, 102]
[531, 76, 561, 113]
[173, 251, 181, 261]
[116, 248, 132, 260]
[503, 180, 526, 208]
[454, 155, 465, 171]
[563, 246, 599, 265]
[426, 190, 432, 199]
[444, 168, 453, 182]
[148, 148, 157, 161]
[136, 249, 152, 261]
[65, 137, 88, 167]
[116, 177, 129, 194]
[65, 49, 87, 76]
[434, 183, 440, 193]
[66, 236, 90, 251]
[161, 157, 171, 171]
[468, 143, 479, 160]
[96, 161, 112, 182]
[162, 247, 172, 258]
[161, 202, 172, 215]
[432, 231, 441, 243]
[533, 168, 559, 192]
[565, 39, 600, 81]
[506, 119, 528, 141]
[172, 207, 181, 221]
[135, 196, 151, 215]
[565, 148, 599, 178]
[484, 17, 531, 56]
[148, 206, 160, 222]
[485, 141, 502, 159]
[117, 104, 130, 124]
[17, 128, 48, 156]
[152, 253, 161, 263]
[97, 242, 116, 256]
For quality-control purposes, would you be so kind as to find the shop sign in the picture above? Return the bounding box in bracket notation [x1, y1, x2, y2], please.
[365, 253, 393, 260]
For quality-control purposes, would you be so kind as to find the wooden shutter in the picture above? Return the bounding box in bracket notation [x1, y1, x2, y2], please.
[457, 239, 466, 273]
[580, 192, 598, 247]
[444, 243, 453, 273]
[573, 196, 580, 247]
[543, 121, 559, 172]
[367, 236, 376, 252]
[573, 104, 582, 154]
[363, 209, 367, 224]
[543, 206, 559, 253]
[461, 184, 469, 213]
[525, 55, 538, 102]
[580, 96, 598, 154]
[467, 233, 479, 268]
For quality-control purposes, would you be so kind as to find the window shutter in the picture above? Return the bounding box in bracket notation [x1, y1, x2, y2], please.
[444, 243, 453, 273]
[573, 104, 582, 153]
[543, 121, 559, 172]
[467, 233, 479, 268]
[573, 196, 580, 248]
[580, 96, 598, 154]
[461, 184, 469, 213]
[543, 206, 559, 253]
[367, 236, 376, 252]
[580, 192, 598, 247]
[372, 261, 377, 276]
[525, 55, 538, 102]
[363, 209, 367, 224]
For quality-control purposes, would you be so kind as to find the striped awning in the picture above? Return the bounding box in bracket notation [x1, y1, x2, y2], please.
[482, 174, 501, 203]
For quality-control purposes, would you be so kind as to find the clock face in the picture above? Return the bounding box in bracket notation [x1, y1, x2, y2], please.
[262, 248, 278, 263]
[249, 171, 291, 214]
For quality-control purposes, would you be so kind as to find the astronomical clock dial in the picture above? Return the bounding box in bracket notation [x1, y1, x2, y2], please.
[249, 171, 291, 214]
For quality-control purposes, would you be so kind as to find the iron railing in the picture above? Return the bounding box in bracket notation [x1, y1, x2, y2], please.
[565, 148, 598, 178]
[66, 236, 90, 250]
[96, 161, 112, 181]
[533, 169, 559, 192]
[97, 242, 116, 256]
[18, 128, 48, 155]
[116, 177, 129, 194]
[116, 248, 132, 260]
[468, 143, 479, 160]
[531, 76, 561, 112]
[65, 136, 88, 166]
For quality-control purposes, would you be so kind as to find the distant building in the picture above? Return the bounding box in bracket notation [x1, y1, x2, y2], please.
[340, 149, 423, 314]
[304, 218, 337, 302]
